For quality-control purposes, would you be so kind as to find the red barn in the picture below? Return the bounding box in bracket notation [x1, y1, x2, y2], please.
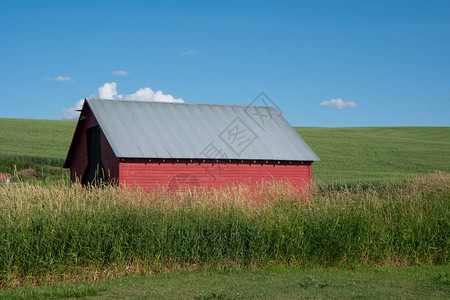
[64, 99, 319, 192]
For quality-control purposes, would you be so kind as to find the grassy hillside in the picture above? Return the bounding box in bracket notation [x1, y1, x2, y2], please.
[0, 118, 75, 165]
[298, 127, 450, 184]
[0, 118, 448, 183]
[0, 118, 75, 182]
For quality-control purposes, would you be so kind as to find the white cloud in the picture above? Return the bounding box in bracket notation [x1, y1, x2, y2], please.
[126, 87, 184, 103]
[45, 75, 72, 82]
[98, 82, 124, 100]
[180, 50, 197, 56]
[60, 82, 185, 119]
[320, 98, 357, 109]
[54, 76, 72, 82]
[60, 99, 84, 120]
[112, 70, 128, 76]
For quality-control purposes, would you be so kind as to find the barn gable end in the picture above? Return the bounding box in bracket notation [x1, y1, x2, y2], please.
[64, 101, 119, 183]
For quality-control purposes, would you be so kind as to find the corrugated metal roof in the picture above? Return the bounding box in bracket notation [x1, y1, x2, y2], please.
[86, 99, 319, 161]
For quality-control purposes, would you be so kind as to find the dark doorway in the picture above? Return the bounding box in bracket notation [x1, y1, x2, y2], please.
[82, 126, 108, 186]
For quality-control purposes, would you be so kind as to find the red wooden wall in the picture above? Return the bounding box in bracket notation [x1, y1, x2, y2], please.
[68, 109, 119, 183]
[119, 159, 312, 192]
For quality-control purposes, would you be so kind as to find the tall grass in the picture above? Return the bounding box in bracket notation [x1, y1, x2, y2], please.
[0, 172, 448, 287]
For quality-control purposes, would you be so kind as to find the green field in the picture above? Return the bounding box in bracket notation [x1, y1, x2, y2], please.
[0, 118, 75, 183]
[298, 127, 450, 183]
[0, 118, 74, 166]
[0, 118, 449, 184]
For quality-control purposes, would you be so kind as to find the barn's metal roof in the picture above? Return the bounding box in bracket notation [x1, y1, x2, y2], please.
[85, 99, 319, 161]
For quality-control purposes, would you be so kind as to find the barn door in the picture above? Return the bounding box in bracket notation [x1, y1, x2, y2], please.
[82, 126, 108, 186]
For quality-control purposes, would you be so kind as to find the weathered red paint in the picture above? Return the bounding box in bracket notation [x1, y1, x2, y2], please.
[66, 102, 314, 192]
[118, 159, 312, 192]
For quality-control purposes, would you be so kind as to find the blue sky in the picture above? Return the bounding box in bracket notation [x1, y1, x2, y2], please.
[0, 0, 449, 126]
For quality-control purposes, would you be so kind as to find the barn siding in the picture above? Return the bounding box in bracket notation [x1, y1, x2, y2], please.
[119, 159, 312, 192]
[69, 110, 119, 183]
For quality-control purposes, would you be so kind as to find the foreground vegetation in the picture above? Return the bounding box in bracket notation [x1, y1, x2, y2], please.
[0, 172, 448, 287]
[1, 265, 449, 299]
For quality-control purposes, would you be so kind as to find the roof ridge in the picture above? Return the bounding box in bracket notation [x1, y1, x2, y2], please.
[85, 98, 277, 109]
